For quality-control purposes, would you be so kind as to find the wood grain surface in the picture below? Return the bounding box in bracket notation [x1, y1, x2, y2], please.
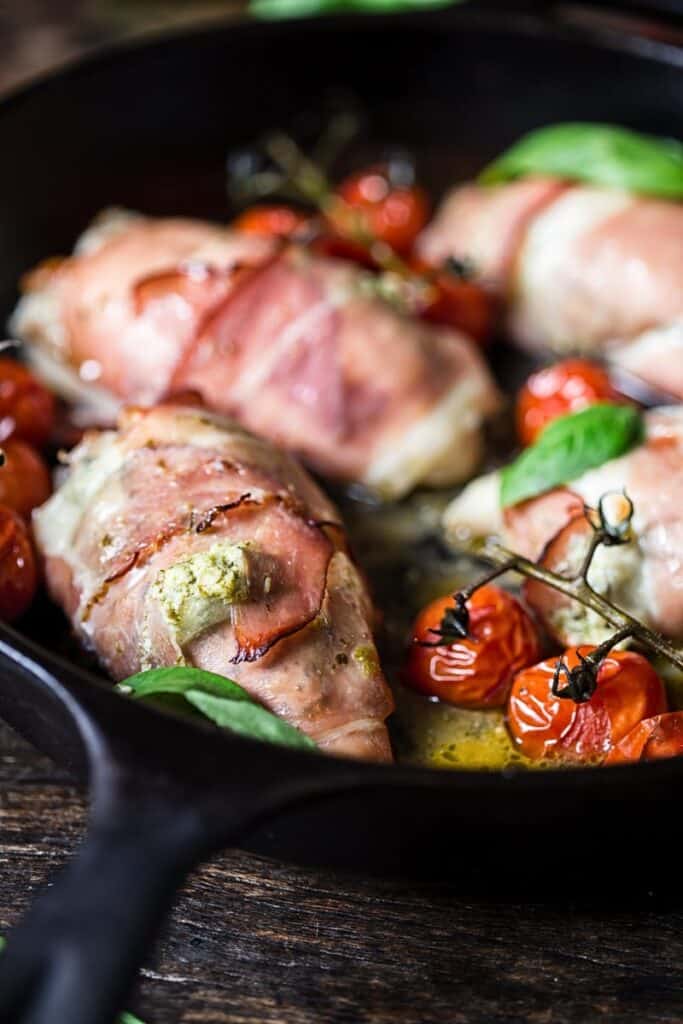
[4, 719, 683, 1024]
[3, 4, 683, 1022]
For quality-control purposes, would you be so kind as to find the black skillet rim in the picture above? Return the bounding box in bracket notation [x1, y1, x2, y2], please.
[1, 0, 682, 797]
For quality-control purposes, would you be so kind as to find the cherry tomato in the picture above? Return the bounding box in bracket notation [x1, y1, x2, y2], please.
[605, 712, 683, 764]
[0, 439, 51, 519]
[404, 586, 541, 708]
[0, 357, 55, 448]
[232, 205, 310, 240]
[335, 164, 429, 254]
[0, 505, 37, 621]
[408, 256, 495, 344]
[516, 359, 626, 446]
[507, 647, 667, 763]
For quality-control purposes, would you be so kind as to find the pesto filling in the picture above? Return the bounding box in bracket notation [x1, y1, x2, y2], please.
[153, 541, 251, 649]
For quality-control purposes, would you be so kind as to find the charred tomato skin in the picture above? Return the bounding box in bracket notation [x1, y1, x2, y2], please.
[0, 357, 55, 448]
[516, 359, 625, 446]
[0, 505, 37, 621]
[0, 439, 51, 519]
[507, 646, 667, 763]
[335, 164, 429, 254]
[405, 586, 541, 708]
[605, 711, 683, 764]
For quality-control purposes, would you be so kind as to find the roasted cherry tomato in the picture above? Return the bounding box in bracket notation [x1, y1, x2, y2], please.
[0, 439, 51, 519]
[516, 359, 625, 446]
[409, 257, 495, 344]
[605, 711, 683, 764]
[0, 357, 55, 448]
[334, 164, 429, 254]
[404, 586, 541, 708]
[0, 505, 37, 621]
[507, 647, 667, 763]
[232, 205, 310, 240]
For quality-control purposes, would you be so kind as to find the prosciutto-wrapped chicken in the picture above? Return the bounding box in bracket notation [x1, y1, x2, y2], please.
[443, 407, 683, 646]
[12, 209, 499, 499]
[32, 403, 394, 761]
[418, 180, 683, 398]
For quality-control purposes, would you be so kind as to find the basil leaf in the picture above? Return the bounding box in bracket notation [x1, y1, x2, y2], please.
[120, 666, 249, 702]
[500, 403, 644, 508]
[250, 0, 456, 20]
[480, 123, 683, 200]
[185, 690, 316, 750]
[118, 666, 315, 751]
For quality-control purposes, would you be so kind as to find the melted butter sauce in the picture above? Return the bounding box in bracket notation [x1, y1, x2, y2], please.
[394, 686, 531, 770]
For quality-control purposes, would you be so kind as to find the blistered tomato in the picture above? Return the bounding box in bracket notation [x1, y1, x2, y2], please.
[605, 711, 683, 764]
[0, 439, 52, 518]
[0, 357, 55, 448]
[404, 586, 541, 708]
[334, 164, 429, 254]
[507, 647, 667, 763]
[0, 505, 37, 621]
[409, 256, 495, 344]
[232, 205, 310, 240]
[516, 359, 625, 446]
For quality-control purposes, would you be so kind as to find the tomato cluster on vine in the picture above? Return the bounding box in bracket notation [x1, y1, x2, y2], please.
[404, 584, 683, 766]
[232, 164, 496, 344]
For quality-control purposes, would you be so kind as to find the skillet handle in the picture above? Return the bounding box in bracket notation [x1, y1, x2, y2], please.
[0, 791, 215, 1024]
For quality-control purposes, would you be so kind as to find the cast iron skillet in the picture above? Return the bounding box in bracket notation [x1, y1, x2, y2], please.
[0, 4, 682, 1022]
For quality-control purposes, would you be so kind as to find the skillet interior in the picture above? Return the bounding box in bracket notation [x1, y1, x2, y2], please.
[1, 4, 683, 884]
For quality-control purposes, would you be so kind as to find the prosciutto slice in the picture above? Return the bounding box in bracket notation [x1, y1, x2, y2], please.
[12, 210, 499, 498]
[443, 408, 683, 646]
[418, 181, 683, 398]
[33, 404, 394, 761]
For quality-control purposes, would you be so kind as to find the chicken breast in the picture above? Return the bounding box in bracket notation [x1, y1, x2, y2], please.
[443, 408, 683, 645]
[418, 181, 683, 396]
[32, 403, 394, 761]
[12, 210, 499, 499]
[609, 321, 683, 402]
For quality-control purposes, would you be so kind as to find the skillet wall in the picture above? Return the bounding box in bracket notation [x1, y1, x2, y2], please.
[1, 7, 683, 886]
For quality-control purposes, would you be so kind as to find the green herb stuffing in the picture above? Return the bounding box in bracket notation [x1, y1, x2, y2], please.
[500, 403, 644, 508]
[480, 122, 683, 200]
[153, 542, 250, 648]
[119, 666, 316, 750]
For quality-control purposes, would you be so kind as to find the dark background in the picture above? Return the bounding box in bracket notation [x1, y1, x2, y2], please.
[2, 3, 683, 1022]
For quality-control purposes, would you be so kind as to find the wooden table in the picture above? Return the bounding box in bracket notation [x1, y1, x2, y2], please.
[4, 720, 683, 1024]
[4, 4, 683, 1022]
